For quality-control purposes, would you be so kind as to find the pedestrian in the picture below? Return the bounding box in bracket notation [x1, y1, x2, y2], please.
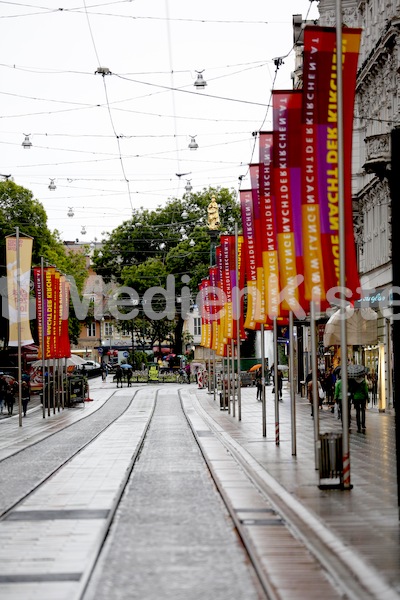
[115, 365, 123, 388]
[324, 368, 336, 410]
[349, 375, 369, 433]
[101, 362, 107, 381]
[126, 368, 132, 387]
[5, 382, 15, 416]
[0, 375, 7, 414]
[255, 368, 262, 401]
[185, 363, 191, 383]
[334, 375, 342, 421]
[271, 367, 283, 400]
[21, 380, 30, 416]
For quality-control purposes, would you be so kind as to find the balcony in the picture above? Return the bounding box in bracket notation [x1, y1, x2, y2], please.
[363, 133, 391, 179]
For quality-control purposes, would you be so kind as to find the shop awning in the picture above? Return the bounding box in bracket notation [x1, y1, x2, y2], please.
[323, 307, 378, 346]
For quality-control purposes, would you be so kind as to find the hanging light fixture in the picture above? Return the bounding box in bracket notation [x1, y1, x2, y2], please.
[181, 210, 189, 220]
[181, 233, 188, 241]
[189, 238, 195, 247]
[81, 226, 86, 235]
[48, 178, 56, 190]
[188, 136, 198, 150]
[185, 180, 192, 193]
[179, 226, 186, 235]
[159, 242, 166, 250]
[22, 134, 32, 149]
[67, 207, 74, 218]
[194, 70, 207, 89]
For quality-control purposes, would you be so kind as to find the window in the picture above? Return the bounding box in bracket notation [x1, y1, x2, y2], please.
[193, 317, 201, 336]
[105, 322, 113, 337]
[87, 322, 96, 337]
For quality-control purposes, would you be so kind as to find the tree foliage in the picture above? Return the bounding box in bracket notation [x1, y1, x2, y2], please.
[0, 180, 88, 345]
[92, 186, 240, 352]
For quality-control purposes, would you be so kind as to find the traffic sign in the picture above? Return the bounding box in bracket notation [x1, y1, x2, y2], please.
[123, 351, 129, 358]
[98, 348, 103, 355]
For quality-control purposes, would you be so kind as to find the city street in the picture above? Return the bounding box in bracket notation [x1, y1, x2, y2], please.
[0, 376, 398, 599]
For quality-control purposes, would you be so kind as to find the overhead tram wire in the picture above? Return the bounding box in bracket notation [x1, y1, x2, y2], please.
[240, 0, 316, 187]
[83, 0, 134, 213]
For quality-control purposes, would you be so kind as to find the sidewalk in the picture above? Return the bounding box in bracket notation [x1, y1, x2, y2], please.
[192, 382, 399, 597]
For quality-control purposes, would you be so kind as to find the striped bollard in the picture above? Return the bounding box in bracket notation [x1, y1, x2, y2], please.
[275, 422, 280, 446]
[342, 451, 351, 489]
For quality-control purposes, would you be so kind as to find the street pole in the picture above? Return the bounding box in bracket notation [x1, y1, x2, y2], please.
[16, 227, 22, 427]
[336, 0, 351, 490]
[234, 223, 242, 420]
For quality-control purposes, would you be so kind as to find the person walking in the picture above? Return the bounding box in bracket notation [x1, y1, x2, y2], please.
[126, 368, 132, 387]
[5, 382, 15, 416]
[115, 365, 123, 388]
[101, 362, 107, 382]
[349, 375, 369, 433]
[0, 375, 7, 414]
[255, 368, 262, 401]
[21, 380, 30, 416]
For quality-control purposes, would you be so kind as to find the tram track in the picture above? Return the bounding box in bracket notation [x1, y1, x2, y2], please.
[181, 389, 387, 600]
[0, 389, 142, 519]
[0, 386, 157, 600]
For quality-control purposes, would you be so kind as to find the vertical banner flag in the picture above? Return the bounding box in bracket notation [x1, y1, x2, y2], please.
[209, 267, 220, 352]
[60, 275, 71, 358]
[220, 235, 237, 340]
[236, 234, 247, 340]
[199, 278, 212, 349]
[52, 270, 60, 358]
[216, 245, 227, 355]
[33, 267, 43, 359]
[6, 236, 34, 346]
[302, 25, 362, 300]
[44, 267, 56, 359]
[259, 132, 280, 319]
[249, 164, 266, 323]
[240, 189, 258, 329]
[272, 90, 305, 314]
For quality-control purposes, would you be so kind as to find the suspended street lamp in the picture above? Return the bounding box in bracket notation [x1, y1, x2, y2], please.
[188, 136, 198, 150]
[194, 70, 207, 89]
[185, 180, 192, 193]
[67, 207, 74, 217]
[22, 134, 32, 149]
[48, 179, 56, 191]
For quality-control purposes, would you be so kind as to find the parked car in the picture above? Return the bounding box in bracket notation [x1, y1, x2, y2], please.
[76, 361, 101, 371]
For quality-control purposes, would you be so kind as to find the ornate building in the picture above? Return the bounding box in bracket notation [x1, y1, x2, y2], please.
[317, 0, 400, 407]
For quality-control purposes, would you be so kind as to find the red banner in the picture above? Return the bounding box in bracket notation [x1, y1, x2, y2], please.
[272, 90, 305, 315]
[33, 267, 43, 360]
[249, 164, 266, 323]
[259, 132, 280, 318]
[59, 276, 71, 358]
[240, 189, 258, 329]
[302, 25, 362, 300]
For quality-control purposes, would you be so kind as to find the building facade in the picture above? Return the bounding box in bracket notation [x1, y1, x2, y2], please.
[317, 0, 400, 408]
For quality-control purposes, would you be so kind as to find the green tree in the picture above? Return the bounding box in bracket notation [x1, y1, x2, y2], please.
[0, 180, 88, 345]
[92, 186, 240, 352]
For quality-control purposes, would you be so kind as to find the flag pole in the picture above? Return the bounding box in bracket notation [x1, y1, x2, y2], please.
[336, 0, 352, 489]
[289, 310, 296, 455]
[234, 223, 242, 420]
[16, 227, 22, 427]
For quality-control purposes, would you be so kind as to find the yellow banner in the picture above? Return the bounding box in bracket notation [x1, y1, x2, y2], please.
[6, 236, 34, 346]
[262, 250, 280, 318]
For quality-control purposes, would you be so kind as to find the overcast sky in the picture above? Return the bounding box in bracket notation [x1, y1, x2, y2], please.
[1, 0, 319, 243]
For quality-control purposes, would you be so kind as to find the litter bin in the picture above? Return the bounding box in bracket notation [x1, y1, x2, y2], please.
[318, 432, 343, 489]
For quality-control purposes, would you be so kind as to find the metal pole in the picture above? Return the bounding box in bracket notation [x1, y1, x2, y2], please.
[310, 301, 320, 469]
[273, 317, 279, 445]
[234, 223, 242, 421]
[336, 0, 351, 489]
[226, 345, 231, 414]
[261, 324, 266, 438]
[213, 351, 217, 402]
[41, 258, 46, 418]
[231, 338, 235, 418]
[16, 227, 22, 427]
[289, 311, 296, 455]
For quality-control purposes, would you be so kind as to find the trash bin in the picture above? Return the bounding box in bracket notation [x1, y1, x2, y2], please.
[318, 432, 343, 489]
